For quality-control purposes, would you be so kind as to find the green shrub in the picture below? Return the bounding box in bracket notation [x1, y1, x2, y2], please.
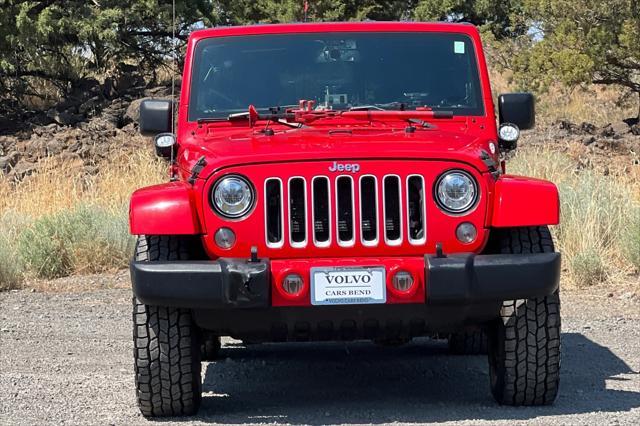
[0, 238, 22, 290]
[622, 208, 640, 270]
[17, 205, 134, 279]
[569, 249, 608, 288]
[0, 212, 28, 290]
[556, 173, 633, 286]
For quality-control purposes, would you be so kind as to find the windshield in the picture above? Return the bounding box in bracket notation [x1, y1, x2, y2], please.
[189, 32, 484, 121]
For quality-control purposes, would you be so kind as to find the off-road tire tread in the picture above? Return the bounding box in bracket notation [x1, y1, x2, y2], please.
[488, 226, 561, 406]
[133, 235, 202, 417]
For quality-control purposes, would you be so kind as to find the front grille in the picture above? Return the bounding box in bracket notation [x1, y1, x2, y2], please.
[265, 173, 427, 249]
[288, 177, 307, 247]
[312, 177, 331, 246]
[336, 176, 355, 245]
[383, 175, 402, 245]
[264, 179, 283, 247]
[407, 175, 426, 244]
[359, 176, 378, 245]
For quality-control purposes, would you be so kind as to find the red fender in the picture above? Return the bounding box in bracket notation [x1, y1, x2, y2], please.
[129, 182, 202, 235]
[490, 175, 560, 228]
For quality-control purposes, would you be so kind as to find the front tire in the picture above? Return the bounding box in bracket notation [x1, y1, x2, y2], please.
[133, 236, 202, 417]
[487, 226, 561, 406]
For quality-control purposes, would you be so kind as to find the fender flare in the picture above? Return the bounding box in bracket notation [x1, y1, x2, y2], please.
[490, 175, 560, 228]
[129, 181, 201, 235]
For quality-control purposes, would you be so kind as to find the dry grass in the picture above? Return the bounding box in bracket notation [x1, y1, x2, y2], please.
[536, 85, 636, 126]
[0, 150, 165, 218]
[489, 71, 636, 126]
[510, 144, 640, 289]
[0, 150, 165, 289]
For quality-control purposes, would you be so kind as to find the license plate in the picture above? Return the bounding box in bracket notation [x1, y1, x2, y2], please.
[311, 266, 386, 306]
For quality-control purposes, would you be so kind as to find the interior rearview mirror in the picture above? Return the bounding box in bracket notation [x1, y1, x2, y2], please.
[139, 99, 173, 136]
[498, 93, 535, 130]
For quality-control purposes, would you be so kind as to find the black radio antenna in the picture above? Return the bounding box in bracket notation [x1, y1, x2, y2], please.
[170, 0, 177, 176]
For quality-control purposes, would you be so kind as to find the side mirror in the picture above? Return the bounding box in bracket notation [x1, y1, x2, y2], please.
[140, 99, 173, 136]
[498, 93, 535, 130]
[154, 133, 176, 159]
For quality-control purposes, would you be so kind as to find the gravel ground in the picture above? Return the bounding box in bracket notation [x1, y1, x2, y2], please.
[1, 280, 639, 425]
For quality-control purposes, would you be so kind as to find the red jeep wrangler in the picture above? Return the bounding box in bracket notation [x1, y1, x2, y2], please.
[130, 22, 561, 417]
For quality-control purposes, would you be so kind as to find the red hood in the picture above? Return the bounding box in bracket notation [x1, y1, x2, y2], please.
[176, 123, 498, 180]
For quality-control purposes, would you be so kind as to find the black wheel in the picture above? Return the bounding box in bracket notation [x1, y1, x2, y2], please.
[201, 332, 221, 361]
[487, 226, 561, 406]
[448, 330, 488, 355]
[133, 236, 202, 417]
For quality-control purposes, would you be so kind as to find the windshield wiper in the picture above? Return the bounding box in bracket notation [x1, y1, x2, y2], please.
[228, 104, 309, 129]
[407, 118, 436, 129]
[227, 105, 299, 121]
[228, 104, 301, 120]
[196, 117, 227, 124]
[263, 104, 299, 114]
[349, 105, 386, 111]
[196, 105, 300, 124]
[349, 102, 406, 111]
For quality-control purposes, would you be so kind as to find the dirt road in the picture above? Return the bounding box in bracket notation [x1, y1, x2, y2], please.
[1, 279, 639, 425]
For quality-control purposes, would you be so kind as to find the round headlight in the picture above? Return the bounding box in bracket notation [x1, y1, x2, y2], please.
[212, 175, 254, 218]
[435, 170, 478, 214]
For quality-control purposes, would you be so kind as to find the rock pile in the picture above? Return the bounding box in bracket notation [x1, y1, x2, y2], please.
[516, 118, 640, 177]
[517, 118, 640, 170]
[552, 119, 640, 151]
[0, 85, 174, 180]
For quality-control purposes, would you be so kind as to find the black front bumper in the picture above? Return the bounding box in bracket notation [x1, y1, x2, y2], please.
[426, 252, 561, 303]
[131, 253, 560, 340]
[131, 258, 271, 309]
[130, 253, 560, 309]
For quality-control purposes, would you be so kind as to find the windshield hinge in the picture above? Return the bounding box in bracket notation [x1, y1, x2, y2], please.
[480, 150, 501, 178]
[188, 156, 207, 185]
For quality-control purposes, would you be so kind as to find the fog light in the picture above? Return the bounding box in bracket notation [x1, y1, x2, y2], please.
[392, 271, 414, 292]
[282, 274, 304, 295]
[456, 222, 477, 244]
[214, 227, 236, 249]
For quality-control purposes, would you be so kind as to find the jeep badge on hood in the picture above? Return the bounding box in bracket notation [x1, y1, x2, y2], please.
[328, 161, 360, 173]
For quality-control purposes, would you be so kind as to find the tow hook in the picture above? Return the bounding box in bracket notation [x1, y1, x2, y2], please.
[249, 246, 260, 263]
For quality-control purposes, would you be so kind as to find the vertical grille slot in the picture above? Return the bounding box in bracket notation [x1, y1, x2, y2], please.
[407, 175, 426, 244]
[312, 177, 330, 246]
[383, 175, 402, 244]
[288, 177, 307, 246]
[336, 176, 355, 244]
[265, 179, 283, 246]
[360, 176, 378, 244]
